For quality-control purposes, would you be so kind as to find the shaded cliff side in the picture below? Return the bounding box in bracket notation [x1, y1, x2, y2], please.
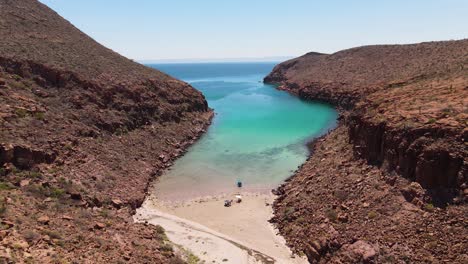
[0, 0, 212, 262]
[266, 40, 467, 263]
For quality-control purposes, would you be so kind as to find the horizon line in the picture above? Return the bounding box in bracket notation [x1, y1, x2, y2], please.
[138, 56, 294, 64]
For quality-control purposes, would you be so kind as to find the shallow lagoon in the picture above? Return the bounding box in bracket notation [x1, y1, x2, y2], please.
[149, 63, 337, 199]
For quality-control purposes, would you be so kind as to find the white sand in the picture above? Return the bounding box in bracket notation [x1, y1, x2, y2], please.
[135, 192, 307, 264]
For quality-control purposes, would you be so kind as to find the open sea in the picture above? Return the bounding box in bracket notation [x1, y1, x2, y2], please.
[148, 62, 337, 200]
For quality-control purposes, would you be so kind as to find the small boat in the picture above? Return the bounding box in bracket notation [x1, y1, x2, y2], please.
[237, 181, 242, 188]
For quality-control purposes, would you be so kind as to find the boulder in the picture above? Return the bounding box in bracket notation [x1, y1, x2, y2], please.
[43, 235, 51, 242]
[0, 230, 9, 240]
[62, 215, 73, 220]
[69, 190, 82, 200]
[401, 182, 427, 206]
[94, 222, 106, 230]
[37, 215, 50, 225]
[19, 179, 30, 187]
[111, 198, 123, 208]
[15, 240, 29, 249]
[1, 220, 14, 228]
[338, 213, 349, 223]
[304, 244, 320, 262]
[340, 240, 377, 262]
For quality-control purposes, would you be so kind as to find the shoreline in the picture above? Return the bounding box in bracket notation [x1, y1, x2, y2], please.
[262, 40, 468, 263]
[138, 111, 215, 208]
[136, 192, 307, 264]
[134, 86, 338, 263]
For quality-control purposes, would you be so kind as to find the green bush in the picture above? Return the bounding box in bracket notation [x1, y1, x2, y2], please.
[0, 182, 14, 190]
[43, 229, 61, 239]
[187, 253, 200, 264]
[284, 206, 296, 218]
[334, 190, 348, 201]
[155, 225, 166, 234]
[367, 211, 378, 219]
[10, 80, 28, 90]
[325, 209, 338, 222]
[23, 230, 40, 242]
[155, 225, 169, 241]
[12, 74, 22, 81]
[34, 112, 45, 120]
[25, 184, 65, 198]
[15, 108, 29, 118]
[0, 199, 6, 216]
[99, 208, 110, 218]
[17, 171, 42, 179]
[159, 243, 174, 253]
[424, 203, 434, 212]
[50, 187, 65, 198]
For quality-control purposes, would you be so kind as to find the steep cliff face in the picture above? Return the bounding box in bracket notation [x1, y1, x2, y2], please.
[266, 40, 468, 263]
[0, 0, 212, 262]
[271, 125, 467, 263]
[265, 39, 467, 191]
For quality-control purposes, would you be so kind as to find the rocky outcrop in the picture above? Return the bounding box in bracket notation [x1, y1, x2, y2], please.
[348, 114, 465, 190]
[271, 125, 468, 263]
[264, 52, 326, 84]
[0, 0, 212, 262]
[265, 39, 468, 192]
[267, 40, 468, 263]
[0, 57, 208, 132]
[0, 144, 56, 169]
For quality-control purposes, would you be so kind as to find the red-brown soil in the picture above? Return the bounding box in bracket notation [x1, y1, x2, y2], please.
[265, 40, 468, 263]
[1, 0, 212, 262]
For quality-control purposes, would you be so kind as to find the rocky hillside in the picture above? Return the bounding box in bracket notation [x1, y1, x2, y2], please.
[265, 41, 467, 108]
[0, 0, 212, 262]
[266, 40, 467, 263]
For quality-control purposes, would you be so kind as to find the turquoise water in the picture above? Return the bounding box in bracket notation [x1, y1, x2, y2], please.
[148, 63, 337, 200]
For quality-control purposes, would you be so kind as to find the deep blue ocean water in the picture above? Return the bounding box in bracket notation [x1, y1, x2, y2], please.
[148, 63, 337, 199]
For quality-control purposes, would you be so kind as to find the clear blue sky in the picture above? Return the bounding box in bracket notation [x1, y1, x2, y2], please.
[39, 0, 467, 61]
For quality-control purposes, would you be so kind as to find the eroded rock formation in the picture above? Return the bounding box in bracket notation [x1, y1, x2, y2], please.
[0, 0, 212, 262]
[266, 40, 468, 263]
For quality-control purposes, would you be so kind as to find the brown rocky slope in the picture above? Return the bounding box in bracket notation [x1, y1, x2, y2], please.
[265, 40, 467, 263]
[1, 0, 212, 263]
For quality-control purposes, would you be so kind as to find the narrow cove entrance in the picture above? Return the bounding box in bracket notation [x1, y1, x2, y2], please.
[148, 62, 337, 200]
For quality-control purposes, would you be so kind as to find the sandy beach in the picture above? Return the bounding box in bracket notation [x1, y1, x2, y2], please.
[135, 192, 307, 264]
